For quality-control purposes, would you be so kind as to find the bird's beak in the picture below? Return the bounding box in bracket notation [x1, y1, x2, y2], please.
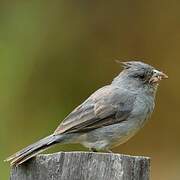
[149, 69, 168, 83]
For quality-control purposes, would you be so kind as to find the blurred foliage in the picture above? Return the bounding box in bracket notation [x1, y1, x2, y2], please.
[0, 1, 179, 179]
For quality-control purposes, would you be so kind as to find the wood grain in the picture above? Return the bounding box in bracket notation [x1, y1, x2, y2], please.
[10, 152, 150, 180]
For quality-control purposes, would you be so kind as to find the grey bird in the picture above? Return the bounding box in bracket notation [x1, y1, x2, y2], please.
[5, 61, 168, 166]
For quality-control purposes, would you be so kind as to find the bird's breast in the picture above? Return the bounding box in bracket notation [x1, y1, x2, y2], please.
[130, 95, 155, 128]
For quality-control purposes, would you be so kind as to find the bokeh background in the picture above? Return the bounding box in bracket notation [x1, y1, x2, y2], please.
[0, 1, 179, 179]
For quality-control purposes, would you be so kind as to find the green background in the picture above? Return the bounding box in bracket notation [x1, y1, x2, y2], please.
[0, 1, 179, 179]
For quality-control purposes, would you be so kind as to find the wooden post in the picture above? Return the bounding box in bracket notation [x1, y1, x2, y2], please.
[10, 152, 150, 180]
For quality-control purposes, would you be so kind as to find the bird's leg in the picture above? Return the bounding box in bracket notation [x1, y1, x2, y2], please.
[105, 148, 113, 153]
[90, 148, 98, 152]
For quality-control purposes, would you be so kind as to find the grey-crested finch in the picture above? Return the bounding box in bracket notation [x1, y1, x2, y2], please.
[5, 61, 168, 166]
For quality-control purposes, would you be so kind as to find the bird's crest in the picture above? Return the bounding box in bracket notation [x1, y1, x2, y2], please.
[115, 60, 152, 70]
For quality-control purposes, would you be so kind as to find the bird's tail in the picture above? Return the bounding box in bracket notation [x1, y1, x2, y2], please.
[5, 134, 63, 166]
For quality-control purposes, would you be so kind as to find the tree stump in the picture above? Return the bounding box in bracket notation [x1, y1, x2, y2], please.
[10, 152, 150, 180]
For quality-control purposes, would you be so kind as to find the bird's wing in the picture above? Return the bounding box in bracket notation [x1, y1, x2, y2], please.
[54, 85, 136, 134]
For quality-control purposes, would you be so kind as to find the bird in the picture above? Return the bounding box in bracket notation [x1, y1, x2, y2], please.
[5, 61, 168, 166]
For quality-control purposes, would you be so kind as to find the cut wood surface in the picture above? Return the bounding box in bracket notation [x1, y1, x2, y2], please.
[10, 152, 150, 180]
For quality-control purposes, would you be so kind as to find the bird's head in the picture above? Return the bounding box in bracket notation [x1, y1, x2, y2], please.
[112, 61, 168, 93]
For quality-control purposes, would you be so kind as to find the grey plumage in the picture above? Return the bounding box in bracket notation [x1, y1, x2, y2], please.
[5, 61, 168, 166]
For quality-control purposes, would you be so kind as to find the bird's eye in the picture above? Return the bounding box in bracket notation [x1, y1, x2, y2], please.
[139, 74, 145, 79]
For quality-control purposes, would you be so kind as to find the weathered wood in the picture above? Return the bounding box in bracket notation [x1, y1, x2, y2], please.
[10, 152, 150, 180]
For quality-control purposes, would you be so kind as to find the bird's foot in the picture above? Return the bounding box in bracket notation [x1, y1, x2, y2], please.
[89, 148, 113, 153]
[89, 148, 98, 152]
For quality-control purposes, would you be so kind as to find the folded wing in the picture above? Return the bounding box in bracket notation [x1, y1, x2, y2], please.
[54, 85, 136, 134]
